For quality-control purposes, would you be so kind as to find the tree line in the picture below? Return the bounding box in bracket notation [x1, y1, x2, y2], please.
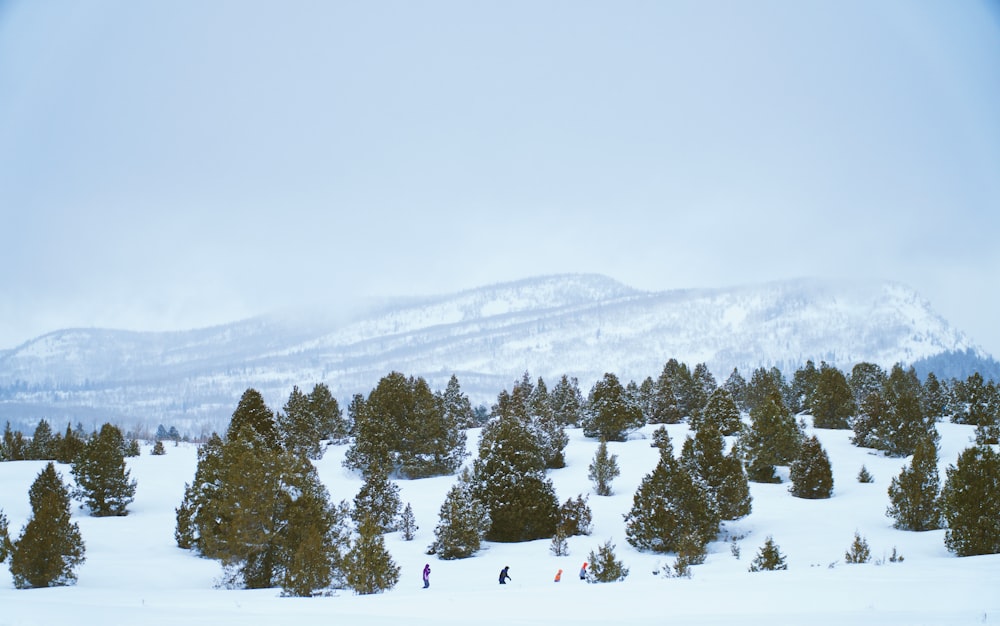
[0, 360, 998, 593]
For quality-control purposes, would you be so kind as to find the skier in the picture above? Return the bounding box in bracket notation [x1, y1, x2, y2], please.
[499, 566, 511, 584]
[554, 569, 562, 582]
[423, 563, 431, 589]
[579, 562, 588, 580]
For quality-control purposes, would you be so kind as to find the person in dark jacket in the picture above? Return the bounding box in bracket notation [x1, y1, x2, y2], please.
[423, 563, 431, 589]
[499, 566, 511, 584]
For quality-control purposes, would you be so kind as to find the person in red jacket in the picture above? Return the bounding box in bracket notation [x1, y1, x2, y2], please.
[554, 569, 562, 582]
[579, 562, 588, 580]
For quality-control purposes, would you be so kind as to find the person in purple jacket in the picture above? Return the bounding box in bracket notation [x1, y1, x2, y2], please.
[423, 563, 431, 589]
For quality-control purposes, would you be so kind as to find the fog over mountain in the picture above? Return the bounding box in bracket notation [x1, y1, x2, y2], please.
[0, 275, 990, 435]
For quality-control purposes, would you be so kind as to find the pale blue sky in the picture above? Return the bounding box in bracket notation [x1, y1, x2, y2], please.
[1, 1, 999, 355]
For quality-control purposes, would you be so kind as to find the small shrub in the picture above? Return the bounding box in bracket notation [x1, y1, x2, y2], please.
[550, 528, 569, 557]
[845, 531, 871, 564]
[586, 539, 629, 583]
[151, 441, 166, 456]
[748, 536, 787, 572]
[857, 465, 873, 483]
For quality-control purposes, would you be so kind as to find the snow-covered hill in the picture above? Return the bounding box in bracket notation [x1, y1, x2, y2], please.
[0, 417, 996, 624]
[0, 275, 988, 433]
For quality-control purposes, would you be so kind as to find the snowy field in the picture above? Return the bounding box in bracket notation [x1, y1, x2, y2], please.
[1, 419, 997, 626]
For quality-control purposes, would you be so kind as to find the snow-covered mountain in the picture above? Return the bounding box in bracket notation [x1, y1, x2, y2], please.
[0, 275, 988, 434]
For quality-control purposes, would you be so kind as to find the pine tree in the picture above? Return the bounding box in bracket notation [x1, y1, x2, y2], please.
[722, 368, 748, 414]
[650, 359, 684, 424]
[586, 539, 629, 583]
[471, 415, 558, 542]
[441, 374, 476, 429]
[873, 364, 937, 457]
[550, 528, 569, 556]
[227, 388, 281, 450]
[27, 419, 55, 460]
[810, 363, 856, 429]
[742, 391, 801, 483]
[921, 372, 950, 421]
[399, 502, 417, 541]
[9, 463, 86, 588]
[71, 423, 137, 517]
[583, 372, 644, 441]
[549, 374, 585, 427]
[344, 514, 400, 594]
[352, 467, 402, 533]
[692, 388, 743, 436]
[940, 445, 1000, 556]
[279, 482, 351, 597]
[788, 435, 834, 499]
[1, 421, 27, 461]
[557, 494, 593, 536]
[532, 377, 569, 469]
[428, 471, 490, 559]
[849, 362, 886, 407]
[55, 423, 85, 464]
[790, 360, 819, 414]
[151, 440, 166, 455]
[681, 422, 752, 520]
[624, 452, 719, 554]
[844, 531, 871, 564]
[857, 465, 874, 483]
[0, 508, 12, 563]
[309, 382, 348, 444]
[588, 439, 620, 496]
[278, 385, 320, 458]
[886, 436, 941, 531]
[748, 536, 787, 572]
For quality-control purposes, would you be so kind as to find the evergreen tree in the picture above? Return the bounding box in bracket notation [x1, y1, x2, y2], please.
[399, 502, 417, 541]
[71, 423, 137, 517]
[849, 362, 886, 407]
[531, 377, 568, 469]
[0, 508, 11, 563]
[278, 385, 319, 458]
[790, 360, 820, 414]
[921, 372, 950, 421]
[279, 484, 351, 596]
[441, 374, 476, 429]
[583, 372, 644, 441]
[851, 389, 888, 449]
[352, 467, 402, 533]
[151, 440, 166, 455]
[1, 422, 27, 461]
[744, 367, 789, 415]
[557, 494, 593, 536]
[228, 388, 281, 450]
[586, 539, 629, 583]
[886, 435, 941, 531]
[309, 382, 348, 444]
[788, 435, 834, 499]
[692, 388, 742, 436]
[344, 514, 400, 594]
[688, 363, 717, 421]
[55, 423, 85, 464]
[650, 359, 684, 424]
[9, 463, 86, 588]
[722, 368, 748, 414]
[550, 528, 569, 557]
[549, 374, 585, 427]
[588, 439, 620, 496]
[810, 363, 856, 429]
[748, 536, 787, 572]
[844, 531, 871, 564]
[742, 391, 801, 483]
[27, 419, 55, 460]
[471, 416, 558, 542]
[874, 364, 938, 457]
[681, 422, 752, 519]
[857, 465, 874, 483]
[650, 425, 674, 456]
[428, 471, 490, 559]
[624, 452, 719, 554]
[940, 445, 1000, 556]
[124, 437, 140, 457]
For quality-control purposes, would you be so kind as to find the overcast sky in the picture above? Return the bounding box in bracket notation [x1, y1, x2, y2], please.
[1, 1, 998, 356]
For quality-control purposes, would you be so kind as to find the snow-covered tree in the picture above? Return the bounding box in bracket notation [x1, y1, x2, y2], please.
[691, 388, 742, 436]
[549, 374, 585, 427]
[71, 423, 137, 516]
[940, 445, 1000, 556]
[583, 372, 644, 441]
[886, 436, 941, 531]
[788, 435, 833, 499]
[557, 494, 593, 537]
[428, 471, 490, 559]
[742, 391, 801, 483]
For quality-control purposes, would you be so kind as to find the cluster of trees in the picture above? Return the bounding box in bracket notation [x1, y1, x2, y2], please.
[0, 421, 138, 588]
[2, 356, 998, 594]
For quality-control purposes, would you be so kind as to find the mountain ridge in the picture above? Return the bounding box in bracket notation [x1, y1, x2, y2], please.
[0, 274, 990, 433]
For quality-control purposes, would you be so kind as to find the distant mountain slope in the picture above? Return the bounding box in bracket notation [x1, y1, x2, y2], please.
[0, 274, 990, 434]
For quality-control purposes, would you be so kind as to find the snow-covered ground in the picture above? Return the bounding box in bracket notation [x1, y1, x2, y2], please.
[0, 418, 997, 625]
